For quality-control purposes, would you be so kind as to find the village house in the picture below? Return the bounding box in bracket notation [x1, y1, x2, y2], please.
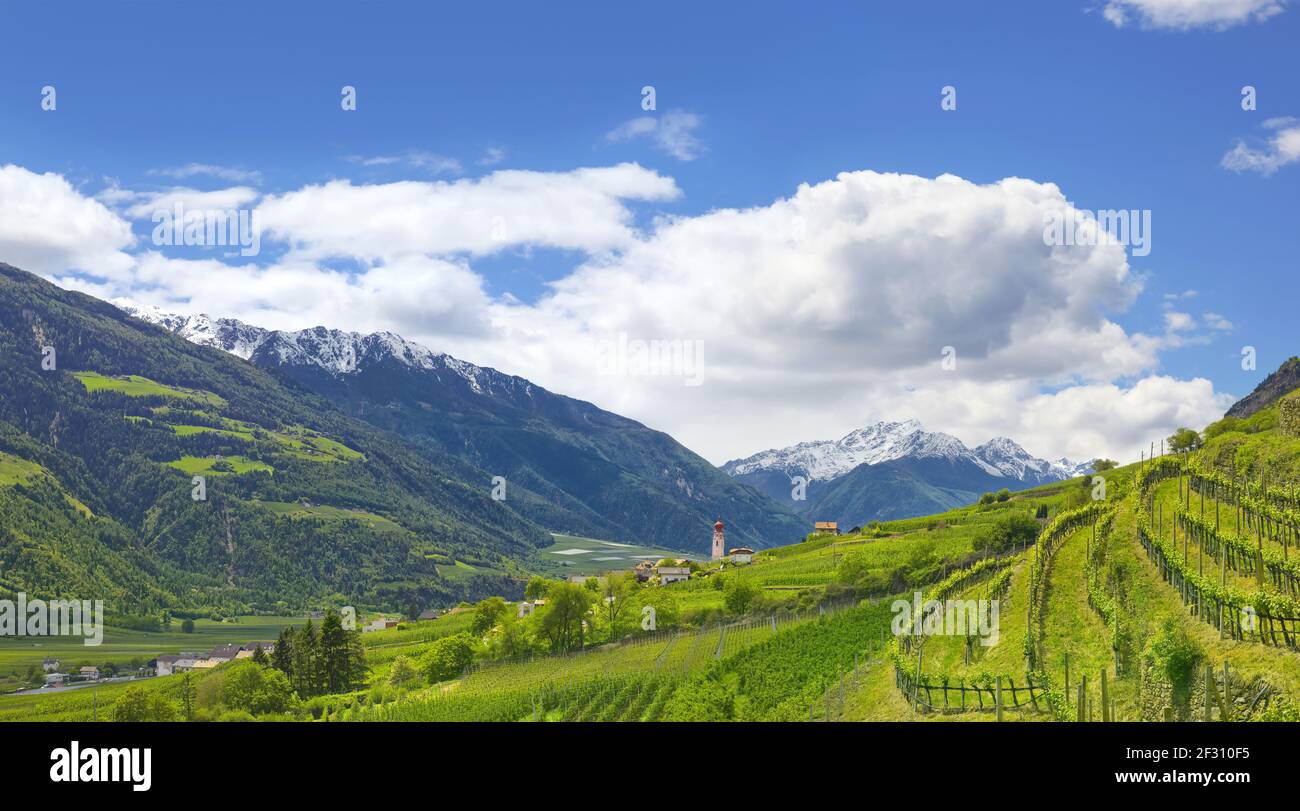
[235, 642, 275, 659]
[78, 666, 99, 681]
[172, 657, 200, 673]
[154, 654, 181, 677]
[656, 566, 691, 585]
[813, 521, 840, 536]
[207, 644, 243, 663]
[417, 610, 440, 621]
[42, 658, 60, 673]
[633, 561, 656, 582]
[728, 547, 755, 564]
[44, 673, 66, 688]
[362, 618, 400, 633]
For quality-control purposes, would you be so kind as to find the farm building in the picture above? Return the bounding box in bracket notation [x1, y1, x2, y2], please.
[155, 655, 181, 677]
[729, 547, 755, 564]
[656, 566, 691, 585]
[813, 521, 839, 535]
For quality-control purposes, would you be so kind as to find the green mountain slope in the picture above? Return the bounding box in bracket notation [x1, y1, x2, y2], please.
[0, 262, 555, 614]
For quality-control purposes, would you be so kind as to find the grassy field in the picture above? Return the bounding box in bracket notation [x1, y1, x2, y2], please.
[254, 500, 405, 532]
[0, 616, 302, 690]
[0, 451, 45, 486]
[534, 534, 687, 576]
[166, 455, 275, 476]
[72, 371, 225, 406]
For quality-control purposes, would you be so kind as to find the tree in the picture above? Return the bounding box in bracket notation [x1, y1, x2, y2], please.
[251, 646, 269, 666]
[723, 577, 757, 614]
[180, 618, 195, 634]
[471, 596, 508, 635]
[219, 661, 297, 716]
[599, 572, 637, 639]
[271, 626, 294, 676]
[178, 673, 197, 721]
[291, 620, 320, 698]
[995, 488, 1012, 502]
[318, 610, 352, 694]
[387, 655, 421, 688]
[538, 582, 592, 653]
[111, 685, 178, 722]
[1168, 427, 1202, 454]
[524, 575, 550, 601]
[422, 633, 477, 682]
[978, 492, 996, 506]
[488, 614, 534, 659]
[1092, 459, 1118, 472]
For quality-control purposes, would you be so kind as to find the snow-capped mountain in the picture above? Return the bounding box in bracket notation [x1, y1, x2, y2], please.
[724, 420, 1083, 486]
[723, 421, 1095, 527]
[117, 303, 508, 396]
[117, 302, 807, 552]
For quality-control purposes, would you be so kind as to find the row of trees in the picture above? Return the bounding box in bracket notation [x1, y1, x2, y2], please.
[270, 610, 368, 697]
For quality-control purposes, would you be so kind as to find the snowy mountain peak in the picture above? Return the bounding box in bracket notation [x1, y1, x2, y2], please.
[115, 302, 500, 392]
[724, 421, 1086, 486]
[724, 420, 988, 481]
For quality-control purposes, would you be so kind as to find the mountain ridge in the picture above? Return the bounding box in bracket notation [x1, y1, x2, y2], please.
[118, 303, 808, 554]
[723, 421, 1093, 528]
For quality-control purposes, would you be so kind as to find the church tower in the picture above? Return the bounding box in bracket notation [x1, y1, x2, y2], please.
[711, 519, 725, 561]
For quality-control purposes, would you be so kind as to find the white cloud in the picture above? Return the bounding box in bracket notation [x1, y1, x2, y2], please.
[346, 151, 463, 175]
[73, 252, 493, 339]
[1102, 0, 1286, 29]
[151, 163, 263, 184]
[0, 164, 135, 278]
[1203, 311, 1234, 330]
[255, 163, 680, 261]
[1222, 117, 1300, 175]
[478, 147, 507, 166]
[5, 162, 1232, 466]
[606, 110, 704, 161]
[120, 187, 261, 219]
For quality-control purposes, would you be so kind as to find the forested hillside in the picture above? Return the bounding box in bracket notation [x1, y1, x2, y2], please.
[0, 263, 552, 615]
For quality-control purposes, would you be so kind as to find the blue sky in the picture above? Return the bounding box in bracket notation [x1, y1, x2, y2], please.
[0, 0, 1296, 463]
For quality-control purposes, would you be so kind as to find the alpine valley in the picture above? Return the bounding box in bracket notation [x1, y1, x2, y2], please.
[0, 261, 1093, 616]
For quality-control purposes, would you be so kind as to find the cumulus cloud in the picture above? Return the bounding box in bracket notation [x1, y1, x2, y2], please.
[5, 162, 1233, 465]
[1222, 117, 1300, 175]
[605, 110, 704, 161]
[1102, 0, 1286, 29]
[0, 164, 135, 278]
[255, 163, 680, 261]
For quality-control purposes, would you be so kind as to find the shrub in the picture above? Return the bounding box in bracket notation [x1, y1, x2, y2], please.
[110, 685, 178, 722]
[422, 633, 477, 683]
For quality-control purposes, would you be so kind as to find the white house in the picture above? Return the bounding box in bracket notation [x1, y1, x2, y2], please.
[155, 655, 181, 676]
[729, 547, 755, 565]
[656, 566, 691, 585]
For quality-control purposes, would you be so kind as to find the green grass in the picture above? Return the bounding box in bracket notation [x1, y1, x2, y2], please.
[167, 455, 274, 476]
[534, 534, 687, 577]
[0, 616, 301, 693]
[72, 371, 225, 406]
[254, 500, 403, 532]
[0, 451, 45, 486]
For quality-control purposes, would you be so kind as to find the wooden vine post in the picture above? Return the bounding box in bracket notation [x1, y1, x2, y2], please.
[1100, 669, 1110, 722]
